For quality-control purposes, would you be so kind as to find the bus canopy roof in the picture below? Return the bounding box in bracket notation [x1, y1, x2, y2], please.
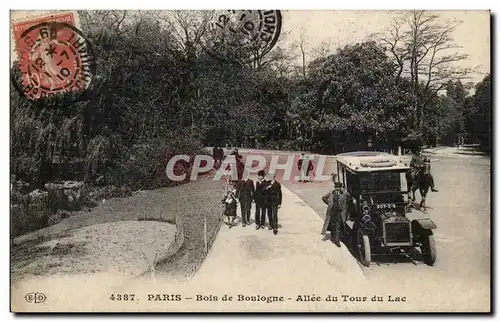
[336, 151, 410, 173]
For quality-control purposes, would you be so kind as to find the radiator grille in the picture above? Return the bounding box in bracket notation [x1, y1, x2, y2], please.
[384, 222, 411, 243]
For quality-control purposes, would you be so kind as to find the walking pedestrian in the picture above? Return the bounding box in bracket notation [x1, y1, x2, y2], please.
[265, 172, 282, 235]
[213, 146, 221, 169]
[297, 153, 305, 182]
[321, 181, 350, 247]
[236, 157, 245, 181]
[254, 170, 269, 230]
[297, 153, 313, 182]
[224, 152, 244, 184]
[236, 177, 255, 227]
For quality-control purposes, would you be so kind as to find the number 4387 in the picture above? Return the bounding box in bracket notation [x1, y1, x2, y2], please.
[110, 294, 135, 301]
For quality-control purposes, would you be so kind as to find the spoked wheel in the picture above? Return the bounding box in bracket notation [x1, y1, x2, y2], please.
[420, 232, 436, 266]
[357, 228, 371, 267]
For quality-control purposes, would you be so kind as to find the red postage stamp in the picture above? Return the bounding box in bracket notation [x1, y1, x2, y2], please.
[12, 11, 95, 100]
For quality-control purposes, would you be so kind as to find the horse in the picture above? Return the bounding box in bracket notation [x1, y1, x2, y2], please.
[405, 162, 432, 211]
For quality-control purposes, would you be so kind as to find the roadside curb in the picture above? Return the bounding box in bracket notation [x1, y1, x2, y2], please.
[186, 215, 224, 279]
[150, 168, 223, 280]
[135, 214, 185, 279]
[280, 184, 367, 280]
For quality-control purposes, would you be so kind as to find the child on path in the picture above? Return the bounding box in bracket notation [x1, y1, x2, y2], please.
[221, 183, 238, 228]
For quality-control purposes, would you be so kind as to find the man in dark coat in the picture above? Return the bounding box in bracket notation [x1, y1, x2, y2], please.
[254, 170, 269, 230]
[265, 172, 282, 235]
[236, 158, 245, 181]
[225, 152, 245, 184]
[321, 182, 350, 247]
[236, 177, 255, 227]
[213, 146, 221, 169]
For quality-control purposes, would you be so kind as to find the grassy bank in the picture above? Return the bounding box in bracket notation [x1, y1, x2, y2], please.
[12, 176, 226, 281]
[153, 177, 226, 279]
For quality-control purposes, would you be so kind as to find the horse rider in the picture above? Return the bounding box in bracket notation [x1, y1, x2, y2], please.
[410, 146, 438, 192]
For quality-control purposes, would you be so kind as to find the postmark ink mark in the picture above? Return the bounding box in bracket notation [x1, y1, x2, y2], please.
[12, 21, 96, 102]
[202, 10, 282, 64]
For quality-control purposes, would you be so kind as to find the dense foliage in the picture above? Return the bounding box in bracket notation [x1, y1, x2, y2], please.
[10, 10, 491, 190]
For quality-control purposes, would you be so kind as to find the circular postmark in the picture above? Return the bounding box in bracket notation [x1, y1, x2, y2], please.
[12, 22, 96, 102]
[202, 10, 282, 63]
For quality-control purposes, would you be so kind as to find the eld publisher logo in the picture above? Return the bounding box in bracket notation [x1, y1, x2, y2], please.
[25, 292, 46, 304]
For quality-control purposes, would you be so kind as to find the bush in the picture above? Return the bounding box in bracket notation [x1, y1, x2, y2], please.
[96, 133, 208, 190]
[86, 185, 134, 205]
[11, 189, 53, 238]
[262, 140, 282, 150]
[44, 181, 87, 211]
[9, 130, 212, 238]
[280, 139, 301, 151]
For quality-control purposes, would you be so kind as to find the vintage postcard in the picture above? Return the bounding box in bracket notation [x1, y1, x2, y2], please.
[10, 9, 491, 312]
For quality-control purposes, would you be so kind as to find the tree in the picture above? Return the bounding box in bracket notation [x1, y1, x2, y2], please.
[378, 11, 470, 131]
[311, 40, 336, 61]
[441, 80, 467, 145]
[263, 46, 299, 78]
[305, 41, 414, 153]
[166, 10, 215, 60]
[466, 74, 491, 152]
[292, 28, 308, 79]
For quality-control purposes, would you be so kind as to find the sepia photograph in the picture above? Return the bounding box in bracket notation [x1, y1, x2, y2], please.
[9, 8, 491, 313]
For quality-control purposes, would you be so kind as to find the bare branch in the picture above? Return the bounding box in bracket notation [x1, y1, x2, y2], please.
[115, 11, 127, 32]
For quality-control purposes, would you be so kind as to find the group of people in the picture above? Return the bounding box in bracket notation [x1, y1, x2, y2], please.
[221, 170, 282, 235]
[216, 144, 439, 248]
[213, 146, 245, 180]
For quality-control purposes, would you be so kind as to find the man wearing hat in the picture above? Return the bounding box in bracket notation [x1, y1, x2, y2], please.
[254, 170, 269, 229]
[264, 172, 282, 235]
[236, 175, 255, 227]
[321, 181, 350, 247]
